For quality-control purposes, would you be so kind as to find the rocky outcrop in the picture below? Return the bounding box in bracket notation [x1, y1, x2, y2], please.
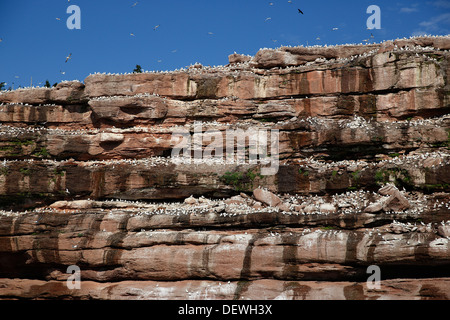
[0, 151, 447, 207]
[0, 116, 448, 161]
[2, 278, 450, 300]
[0, 189, 449, 299]
[0, 36, 449, 300]
[248, 37, 450, 69]
[364, 184, 411, 213]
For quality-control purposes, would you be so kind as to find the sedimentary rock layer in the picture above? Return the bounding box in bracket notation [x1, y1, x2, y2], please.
[0, 116, 448, 161]
[1, 278, 449, 300]
[0, 36, 449, 300]
[0, 151, 448, 209]
[0, 190, 449, 299]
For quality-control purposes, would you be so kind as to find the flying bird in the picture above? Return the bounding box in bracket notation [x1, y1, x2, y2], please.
[332, 27, 339, 30]
[0, 38, 2, 43]
[153, 25, 160, 31]
[370, 33, 374, 38]
[65, 53, 72, 63]
[130, 33, 135, 36]
[60, 70, 66, 75]
[265, 17, 272, 21]
[131, 2, 138, 7]
[56, 17, 61, 21]
[288, 0, 292, 3]
[208, 32, 214, 35]
[298, 9, 304, 14]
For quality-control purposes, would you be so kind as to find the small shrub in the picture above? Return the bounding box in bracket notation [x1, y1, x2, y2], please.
[299, 169, 309, 176]
[220, 169, 261, 191]
[376, 168, 412, 188]
[33, 147, 49, 158]
[388, 153, 400, 158]
[20, 167, 32, 176]
[53, 168, 66, 176]
[0, 167, 9, 176]
[375, 170, 384, 183]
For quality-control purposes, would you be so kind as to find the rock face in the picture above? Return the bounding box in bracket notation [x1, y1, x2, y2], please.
[0, 36, 449, 300]
[364, 184, 411, 213]
[253, 188, 282, 207]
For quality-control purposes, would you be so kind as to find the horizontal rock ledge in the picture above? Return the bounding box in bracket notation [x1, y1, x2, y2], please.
[1, 89, 448, 132]
[0, 116, 448, 161]
[0, 152, 448, 208]
[1, 277, 449, 300]
[0, 44, 448, 113]
[0, 190, 448, 234]
[249, 36, 450, 69]
[1, 224, 450, 282]
[81, 50, 448, 100]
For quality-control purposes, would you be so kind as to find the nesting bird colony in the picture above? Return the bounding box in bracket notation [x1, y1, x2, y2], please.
[0, 36, 449, 300]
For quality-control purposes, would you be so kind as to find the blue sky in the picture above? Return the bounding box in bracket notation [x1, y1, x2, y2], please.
[0, 0, 449, 89]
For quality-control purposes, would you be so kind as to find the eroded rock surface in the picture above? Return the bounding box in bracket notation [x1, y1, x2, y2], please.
[0, 37, 449, 300]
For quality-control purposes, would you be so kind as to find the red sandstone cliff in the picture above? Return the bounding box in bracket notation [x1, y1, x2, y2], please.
[0, 36, 449, 300]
